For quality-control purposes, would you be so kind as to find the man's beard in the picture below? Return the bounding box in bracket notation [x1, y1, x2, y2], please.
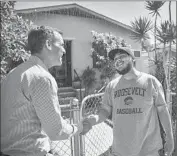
[116, 62, 132, 75]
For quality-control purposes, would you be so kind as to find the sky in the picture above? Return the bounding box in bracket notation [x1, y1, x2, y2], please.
[15, 1, 176, 43]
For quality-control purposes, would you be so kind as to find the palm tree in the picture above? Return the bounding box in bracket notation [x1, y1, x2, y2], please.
[145, 1, 165, 61]
[156, 20, 169, 56]
[169, 1, 172, 22]
[156, 21, 169, 44]
[157, 21, 177, 141]
[156, 21, 170, 100]
[167, 22, 176, 116]
[130, 16, 153, 54]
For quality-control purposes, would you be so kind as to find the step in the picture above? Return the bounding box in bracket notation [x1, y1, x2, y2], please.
[59, 97, 74, 105]
[58, 87, 75, 93]
[58, 91, 76, 98]
[59, 97, 75, 118]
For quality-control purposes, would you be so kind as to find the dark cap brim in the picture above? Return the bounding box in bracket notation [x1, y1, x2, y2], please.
[108, 48, 130, 60]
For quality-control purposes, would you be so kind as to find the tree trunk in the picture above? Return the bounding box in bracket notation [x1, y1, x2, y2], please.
[162, 43, 167, 98]
[169, 1, 172, 22]
[141, 39, 144, 51]
[174, 5, 177, 156]
[154, 14, 157, 62]
[166, 1, 172, 114]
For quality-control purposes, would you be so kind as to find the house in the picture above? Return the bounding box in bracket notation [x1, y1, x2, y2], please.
[16, 3, 148, 88]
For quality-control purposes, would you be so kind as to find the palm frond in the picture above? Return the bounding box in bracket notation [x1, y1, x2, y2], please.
[156, 28, 168, 44]
[166, 22, 176, 41]
[156, 20, 176, 44]
[145, 1, 165, 16]
[130, 16, 153, 42]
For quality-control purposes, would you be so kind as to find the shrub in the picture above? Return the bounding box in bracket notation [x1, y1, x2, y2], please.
[91, 30, 130, 81]
[82, 66, 96, 95]
[1, 1, 34, 80]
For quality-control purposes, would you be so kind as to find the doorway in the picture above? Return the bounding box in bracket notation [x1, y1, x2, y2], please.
[49, 40, 72, 87]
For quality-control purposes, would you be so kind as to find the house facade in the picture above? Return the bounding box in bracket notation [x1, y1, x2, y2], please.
[16, 3, 149, 87]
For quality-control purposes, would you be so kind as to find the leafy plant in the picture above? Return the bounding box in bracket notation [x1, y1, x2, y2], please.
[91, 31, 130, 81]
[81, 66, 96, 95]
[149, 52, 177, 155]
[145, 1, 165, 61]
[170, 57, 177, 122]
[1, 1, 35, 80]
[130, 16, 153, 51]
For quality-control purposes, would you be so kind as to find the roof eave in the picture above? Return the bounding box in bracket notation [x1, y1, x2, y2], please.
[15, 3, 134, 32]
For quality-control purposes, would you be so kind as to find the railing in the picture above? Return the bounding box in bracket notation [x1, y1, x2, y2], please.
[73, 69, 83, 102]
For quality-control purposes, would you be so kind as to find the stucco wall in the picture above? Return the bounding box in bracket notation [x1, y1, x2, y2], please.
[23, 13, 146, 78]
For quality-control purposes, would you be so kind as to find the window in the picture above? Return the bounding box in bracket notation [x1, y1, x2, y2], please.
[134, 51, 141, 57]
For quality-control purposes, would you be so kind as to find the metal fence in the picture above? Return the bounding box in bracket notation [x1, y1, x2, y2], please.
[50, 93, 113, 156]
[80, 93, 113, 156]
[50, 98, 80, 156]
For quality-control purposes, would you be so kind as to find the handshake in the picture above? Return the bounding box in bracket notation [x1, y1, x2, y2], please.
[76, 115, 99, 135]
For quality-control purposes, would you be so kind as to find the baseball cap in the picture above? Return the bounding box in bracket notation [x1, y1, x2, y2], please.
[108, 47, 135, 60]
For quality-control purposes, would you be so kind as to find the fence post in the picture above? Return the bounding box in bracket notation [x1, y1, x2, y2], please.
[79, 101, 85, 156]
[72, 98, 81, 156]
[80, 135, 85, 156]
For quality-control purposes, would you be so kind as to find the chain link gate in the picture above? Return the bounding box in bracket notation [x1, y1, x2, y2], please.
[80, 93, 113, 156]
[49, 93, 113, 156]
[50, 98, 80, 156]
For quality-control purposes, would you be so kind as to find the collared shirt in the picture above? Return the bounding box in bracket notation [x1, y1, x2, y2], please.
[1, 56, 75, 156]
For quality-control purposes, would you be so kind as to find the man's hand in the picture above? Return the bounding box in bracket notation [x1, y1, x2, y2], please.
[80, 118, 93, 135]
[80, 115, 98, 135]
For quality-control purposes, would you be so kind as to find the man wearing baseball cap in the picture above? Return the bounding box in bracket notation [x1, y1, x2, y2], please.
[81, 47, 174, 156]
[108, 46, 135, 60]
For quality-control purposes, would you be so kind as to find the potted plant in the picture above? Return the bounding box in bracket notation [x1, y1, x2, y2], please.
[72, 76, 81, 89]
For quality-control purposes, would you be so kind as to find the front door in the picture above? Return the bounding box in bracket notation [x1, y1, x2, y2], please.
[49, 40, 72, 87]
